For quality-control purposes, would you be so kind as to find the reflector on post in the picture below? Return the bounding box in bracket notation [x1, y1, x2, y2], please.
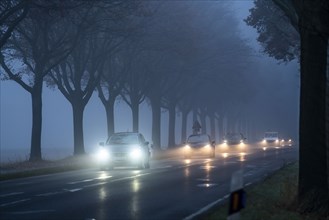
[227, 170, 246, 220]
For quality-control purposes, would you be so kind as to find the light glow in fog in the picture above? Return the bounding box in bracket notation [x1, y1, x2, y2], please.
[97, 173, 112, 180]
[239, 152, 246, 162]
[184, 159, 191, 164]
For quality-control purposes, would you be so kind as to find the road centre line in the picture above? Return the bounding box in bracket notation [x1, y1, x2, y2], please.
[83, 182, 106, 188]
[9, 210, 55, 214]
[64, 188, 82, 192]
[36, 191, 62, 197]
[0, 199, 31, 207]
[0, 192, 24, 197]
[67, 179, 94, 185]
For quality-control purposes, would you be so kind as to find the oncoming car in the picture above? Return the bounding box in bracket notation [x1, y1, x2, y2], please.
[261, 131, 280, 149]
[223, 133, 246, 145]
[183, 134, 215, 158]
[96, 132, 151, 170]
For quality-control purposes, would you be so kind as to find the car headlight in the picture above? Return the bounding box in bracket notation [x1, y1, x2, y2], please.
[130, 148, 143, 159]
[223, 140, 227, 144]
[240, 140, 244, 144]
[275, 140, 279, 143]
[204, 144, 211, 149]
[96, 148, 110, 162]
[185, 145, 191, 149]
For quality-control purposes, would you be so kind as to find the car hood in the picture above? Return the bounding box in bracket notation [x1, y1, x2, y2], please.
[187, 141, 210, 148]
[106, 144, 140, 153]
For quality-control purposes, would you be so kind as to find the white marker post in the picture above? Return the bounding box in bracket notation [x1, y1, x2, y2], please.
[227, 170, 246, 220]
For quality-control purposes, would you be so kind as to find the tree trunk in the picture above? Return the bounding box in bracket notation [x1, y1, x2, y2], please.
[210, 114, 216, 141]
[298, 23, 329, 213]
[217, 117, 223, 142]
[150, 97, 161, 149]
[327, 44, 329, 201]
[29, 81, 43, 161]
[72, 102, 85, 155]
[105, 97, 115, 138]
[131, 99, 139, 132]
[168, 101, 176, 148]
[200, 111, 207, 134]
[181, 109, 188, 143]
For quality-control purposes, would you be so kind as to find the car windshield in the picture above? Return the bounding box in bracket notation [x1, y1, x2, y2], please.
[226, 133, 241, 140]
[265, 132, 278, 138]
[108, 133, 139, 144]
[187, 135, 209, 143]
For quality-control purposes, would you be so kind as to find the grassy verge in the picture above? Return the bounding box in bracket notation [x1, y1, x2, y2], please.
[203, 162, 321, 220]
[0, 150, 176, 181]
[0, 155, 94, 181]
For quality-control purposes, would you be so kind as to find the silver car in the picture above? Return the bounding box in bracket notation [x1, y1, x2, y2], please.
[97, 132, 151, 170]
[183, 134, 216, 158]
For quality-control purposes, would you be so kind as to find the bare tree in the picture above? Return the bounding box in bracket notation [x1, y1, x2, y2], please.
[247, 0, 329, 215]
[50, 34, 104, 155]
[0, 4, 80, 161]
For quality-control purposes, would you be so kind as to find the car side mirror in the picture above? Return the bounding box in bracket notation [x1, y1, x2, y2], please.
[99, 142, 105, 146]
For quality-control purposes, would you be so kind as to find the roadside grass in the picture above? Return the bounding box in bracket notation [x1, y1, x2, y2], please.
[203, 162, 322, 220]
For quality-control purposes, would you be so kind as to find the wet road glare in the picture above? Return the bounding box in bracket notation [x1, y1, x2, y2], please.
[0, 144, 298, 220]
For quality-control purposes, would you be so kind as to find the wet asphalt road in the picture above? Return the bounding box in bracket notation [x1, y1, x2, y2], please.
[0, 145, 298, 220]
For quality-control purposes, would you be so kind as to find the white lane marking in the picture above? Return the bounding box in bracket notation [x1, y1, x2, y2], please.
[15, 182, 34, 186]
[36, 192, 62, 197]
[64, 188, 82, 192]
[183, 195, 229, 220]
[0, 192, 24, 197]
[155, 165, 172, 169]
[110, 173, 151, 183]
[197, 183, 218, 187]
[223, 161, 237, 164]
[245, 182, 252, 186]
[243, 172, 254, 177]
[197, 178, 211, 182]
[9, 210, 55, 214]
[67, 179, 94, 185]
[0, 199, 31, 207]
[83, 182, 106, 188]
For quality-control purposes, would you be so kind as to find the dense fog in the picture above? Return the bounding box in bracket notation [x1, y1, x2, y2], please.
[0, 1, 299, 162]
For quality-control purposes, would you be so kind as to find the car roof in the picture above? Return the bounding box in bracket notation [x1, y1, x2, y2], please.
[188, 134, 209, 137]
[111, 132, 141, 136]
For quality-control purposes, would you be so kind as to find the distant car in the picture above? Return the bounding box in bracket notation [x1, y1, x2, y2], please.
[280, 138, 293, 147]
[223, 133, 246, 145]
[183, 134, 215, 158]
[262, 131, 280, 148]
[96, 132, 151, 170]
